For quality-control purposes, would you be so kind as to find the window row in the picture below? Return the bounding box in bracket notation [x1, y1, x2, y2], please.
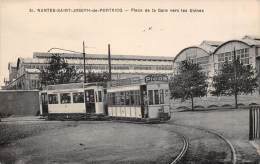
[107, 90, 141, 106]
[218, 48, 249, 65]
[24, 65, 47, 70]
[24, 64, 173, 71]
[148, 89, 165, 105]
[48, 92, 85, 104]
[107, 89, 167, 106]
[175, 57, 209, 69]
[31, 79, 40, 89]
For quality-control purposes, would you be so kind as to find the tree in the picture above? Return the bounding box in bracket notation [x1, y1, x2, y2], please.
[85, 71, 109, 83]
[40, 54, 110, 88]
[170, 60, 208, 110]
[40, 54, 80, 86]
[211, 54, 258, 108]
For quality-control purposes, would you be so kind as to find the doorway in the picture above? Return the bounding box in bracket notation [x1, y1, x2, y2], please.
[85, 89, 95, 113]
[41, 92, 48, 115]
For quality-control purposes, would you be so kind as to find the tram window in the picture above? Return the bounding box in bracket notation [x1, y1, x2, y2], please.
[108, 93, 111, 105]
[107, 91, 142, 106]
[73, 92, 84, 103]
[120, 92, 125, 105]
[135, 90, 140, 105]
[60, 93, 71, 104]
[95, 92, 98, 102]
[130, 91, 135, 105]
[154, 90, 160, 105]
[111, 93, 116, 105]
[115, 92, 121, 105]
[148, 90, 154, 105]
[48, 94, 58, 104]
[165, 89, 169, 96]
[97, 91, 102, 102]
[90, 94, 95, 102]
[125, 91, 130, 105]
[160, 89, 164, 104]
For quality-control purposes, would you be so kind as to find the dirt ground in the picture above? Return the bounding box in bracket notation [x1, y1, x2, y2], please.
[0, 118, 183, 164]
[1, 109, 259, 163]
[170, 108, 260, 163]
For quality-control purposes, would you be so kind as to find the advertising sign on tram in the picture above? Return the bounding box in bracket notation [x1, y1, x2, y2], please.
[144, 74, 168, 83]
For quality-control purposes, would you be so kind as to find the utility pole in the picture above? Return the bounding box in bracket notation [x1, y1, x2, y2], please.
[83, 41, 86, 83]
[233, 47, 238, 109]
[108, 44, 112, 81]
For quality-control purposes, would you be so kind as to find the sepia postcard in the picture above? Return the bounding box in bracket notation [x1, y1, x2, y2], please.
[0, 0, 260, 163]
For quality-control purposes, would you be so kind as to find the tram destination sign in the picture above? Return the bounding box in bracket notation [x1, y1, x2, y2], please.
[145, 74, 168, 83]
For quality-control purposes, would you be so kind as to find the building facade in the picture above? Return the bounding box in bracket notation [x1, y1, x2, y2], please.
[4, 52, 174, 90]
[173, 40, 222, 76]
[173, 35, 260, 94]
[212, 36, 260, 74]
[4, 35, 260, 92]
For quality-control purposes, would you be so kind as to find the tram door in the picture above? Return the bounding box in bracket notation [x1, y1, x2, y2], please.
[40, 92, 48, 115]
[85, 89, 95, 113]
[140, 85, 148, 118]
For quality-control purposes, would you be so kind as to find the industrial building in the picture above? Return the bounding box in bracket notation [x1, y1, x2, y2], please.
[4, 53, 174, 90]
[173, 35, 260, 94]
[3, 35, 260, 93]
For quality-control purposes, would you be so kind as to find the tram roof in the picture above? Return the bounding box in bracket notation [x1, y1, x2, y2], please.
[46, 82, 104, 90]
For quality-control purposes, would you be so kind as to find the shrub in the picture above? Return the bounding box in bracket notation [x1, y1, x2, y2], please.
[0, 112, 12, 118]
[222, 104, 232, 108]
[176, 106, 191, 111]
[208, 105, 219, 108]
[194, 105, 205, 109]
[249, 103, 259, 106]
[237, 103, 245, 106]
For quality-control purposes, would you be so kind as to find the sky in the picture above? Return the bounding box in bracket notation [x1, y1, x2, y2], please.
[0, 0, 260, 86]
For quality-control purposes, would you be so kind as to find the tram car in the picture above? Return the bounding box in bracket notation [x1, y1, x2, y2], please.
[107, 74, 171, 122]
[39, 82, 107, 120]
[39, 74, 171, 122]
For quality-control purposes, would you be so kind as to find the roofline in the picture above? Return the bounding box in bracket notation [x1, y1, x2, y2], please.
[33, 52, 174, 61]
[173, 46, 211, 63]
[213, 40, 251, 54]
[0, 90, 39, 92]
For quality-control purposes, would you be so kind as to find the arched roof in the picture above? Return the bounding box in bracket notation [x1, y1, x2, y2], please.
[173, 46, 211, 63]
[213, 40, 252, 54]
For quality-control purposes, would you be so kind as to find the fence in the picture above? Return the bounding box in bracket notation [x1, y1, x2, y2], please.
[249, 106, 260, 140]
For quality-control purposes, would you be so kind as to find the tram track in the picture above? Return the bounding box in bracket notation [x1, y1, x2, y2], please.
[149, 122, 237, 164]
[170, 132, 189, 164]
[172, 123, 237, 164]
[142, 124, 190, 164]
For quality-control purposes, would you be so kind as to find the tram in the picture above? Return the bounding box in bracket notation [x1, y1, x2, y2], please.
[39, 82, 107, 120]
[39, 74, 171, 122]
[107, 74, 171, 122]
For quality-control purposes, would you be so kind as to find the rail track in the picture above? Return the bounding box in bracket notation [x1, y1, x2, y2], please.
[149, 122, 237, 164]
[110, 119, 236, 163]
[170, 132, 189, 164]
[172, 123, 237, 164]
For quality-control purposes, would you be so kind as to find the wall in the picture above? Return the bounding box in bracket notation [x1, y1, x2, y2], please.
[0, 90, 40, 116]
[170, 93, 260, 111]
